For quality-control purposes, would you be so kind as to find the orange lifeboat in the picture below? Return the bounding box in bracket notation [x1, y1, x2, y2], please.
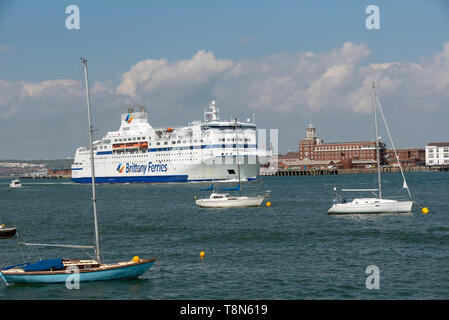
[125, 143, 139, 148]
[166, 127, 174, 132]
[139, 142, 148, 149]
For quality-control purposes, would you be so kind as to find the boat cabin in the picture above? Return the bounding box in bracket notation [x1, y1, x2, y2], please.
[209, 193, 230, 199]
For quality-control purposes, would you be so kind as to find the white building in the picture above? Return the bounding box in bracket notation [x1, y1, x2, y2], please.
[425, 142, 449, 166]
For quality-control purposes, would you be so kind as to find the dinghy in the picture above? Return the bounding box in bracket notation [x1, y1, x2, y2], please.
[9, 179, 22, 188]
[0, 225, 17, 239]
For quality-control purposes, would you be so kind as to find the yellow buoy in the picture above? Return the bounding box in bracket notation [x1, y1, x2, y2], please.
[421, 207, 429, 214]
[200, 250, 205, 258]
[132, 256, 140, 263]
[266, 201, 271, 207]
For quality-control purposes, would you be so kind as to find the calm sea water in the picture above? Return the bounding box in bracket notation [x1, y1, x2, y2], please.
[0, 172, 448, 299]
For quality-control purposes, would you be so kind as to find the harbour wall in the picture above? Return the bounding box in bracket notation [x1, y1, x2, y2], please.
[260, 166, 448, 176]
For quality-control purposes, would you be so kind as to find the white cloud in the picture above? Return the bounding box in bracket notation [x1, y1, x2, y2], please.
[0, 79, 82, 119]
[2, 42, 449, 121]
[116, 50, 234, 105]
[213, 41, 449, 116]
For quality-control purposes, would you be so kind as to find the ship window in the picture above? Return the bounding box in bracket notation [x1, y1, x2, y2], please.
[172, 141, 176, 144]
[164, 142, 168, 145]
[137, 137, 140, 140]
[157, 142, 160, 145]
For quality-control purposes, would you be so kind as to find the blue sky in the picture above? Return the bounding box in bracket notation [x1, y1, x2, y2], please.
[1, 0, 448, 159]
[1, 0, 448, 80]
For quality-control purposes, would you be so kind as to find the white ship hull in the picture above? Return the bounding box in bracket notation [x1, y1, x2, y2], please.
[72, 157, 260, 183]
[71, 102, 265, 184]
[328, 198, 413, 214]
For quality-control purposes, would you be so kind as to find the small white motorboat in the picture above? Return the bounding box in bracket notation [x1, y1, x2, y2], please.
[9, 179, 22, 188]
[0, 224, 17, 239]
[195, 192, 267, 208]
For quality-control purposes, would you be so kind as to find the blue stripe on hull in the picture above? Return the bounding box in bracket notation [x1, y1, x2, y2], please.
[72, 176, 257, 184]
[188, 177, 257, 182]
[71, 175, 188, 184]
[1, 262, 154, 284]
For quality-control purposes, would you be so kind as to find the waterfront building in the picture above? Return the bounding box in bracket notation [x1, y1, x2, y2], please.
[426, 142, 449, 166]
[385, 148, 425, 167]
[297, 122, 384, 168]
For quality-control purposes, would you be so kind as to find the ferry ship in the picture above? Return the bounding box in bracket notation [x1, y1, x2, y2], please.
[71, 101, 266, 183]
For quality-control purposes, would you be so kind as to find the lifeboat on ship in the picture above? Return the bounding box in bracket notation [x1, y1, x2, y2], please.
[139, 142, 148, 150]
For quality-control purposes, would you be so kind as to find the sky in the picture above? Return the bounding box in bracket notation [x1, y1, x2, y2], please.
[0, 0, 448, 159]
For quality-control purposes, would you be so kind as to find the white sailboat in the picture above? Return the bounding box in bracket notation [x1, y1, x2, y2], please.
[328, 82, 413, 215]
[195, 118, 269, 208]
[1, 59, 156, 284]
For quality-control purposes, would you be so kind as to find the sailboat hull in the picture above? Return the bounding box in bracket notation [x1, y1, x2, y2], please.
[0, 259, 155, 284]
[328, 199, 413, 214]
[196, 195, 266, 208]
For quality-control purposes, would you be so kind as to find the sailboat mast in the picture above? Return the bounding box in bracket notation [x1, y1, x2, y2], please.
[82, 58, 101, 263]
[372, 82, 382, 199]
[234, 118, 241, 195]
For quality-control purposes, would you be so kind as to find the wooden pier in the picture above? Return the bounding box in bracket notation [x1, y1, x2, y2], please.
[261, 168, 338, 176]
